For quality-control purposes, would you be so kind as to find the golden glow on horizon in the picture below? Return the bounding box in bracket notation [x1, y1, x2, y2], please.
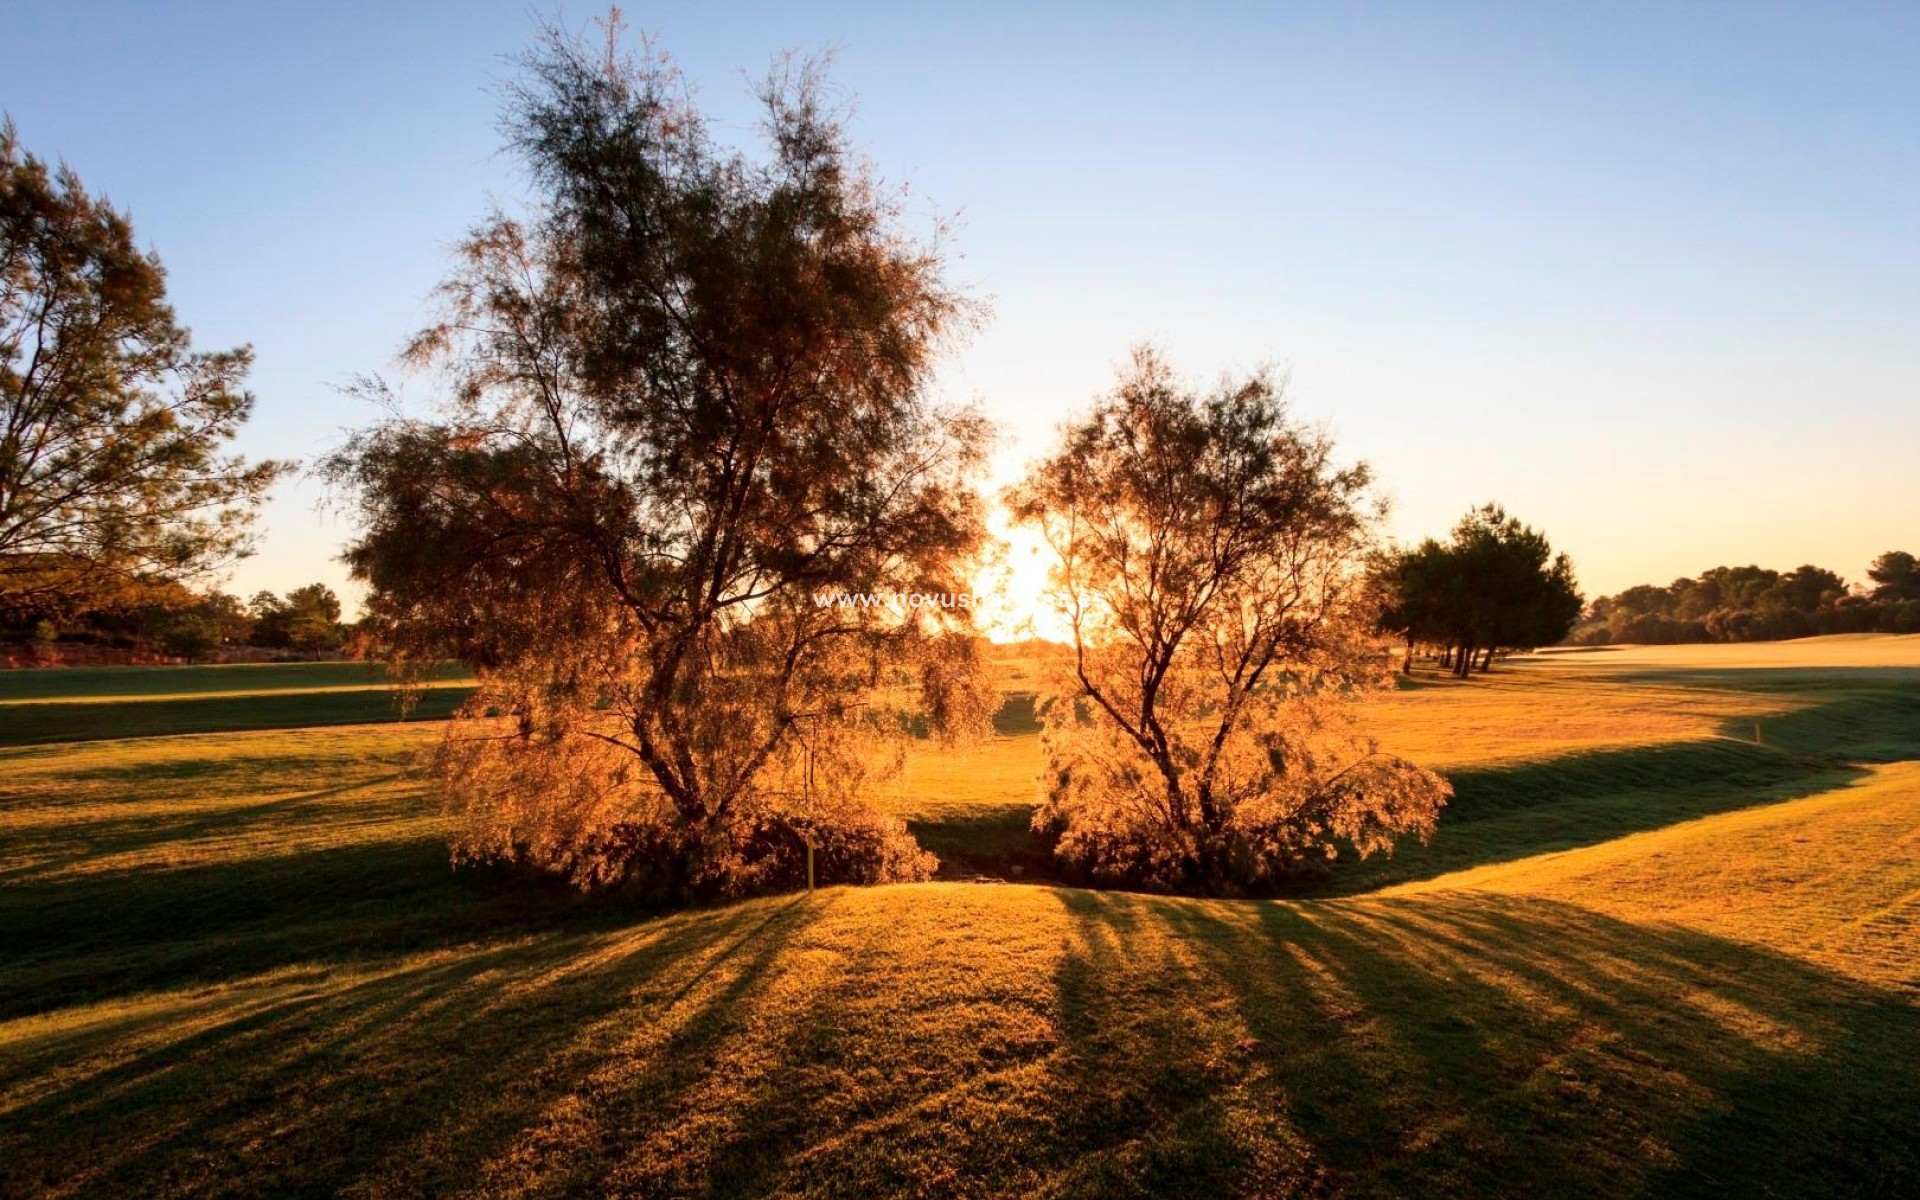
[973, 516, 1073, 644]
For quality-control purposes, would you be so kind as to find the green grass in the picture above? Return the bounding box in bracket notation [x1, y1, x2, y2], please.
[0, 660, 475, 746]
[1, 637, 1917, 1197]
[0, 659, 472, 702]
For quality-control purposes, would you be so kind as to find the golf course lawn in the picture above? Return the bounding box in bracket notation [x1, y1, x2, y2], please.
[2, 636, 1916, 1197]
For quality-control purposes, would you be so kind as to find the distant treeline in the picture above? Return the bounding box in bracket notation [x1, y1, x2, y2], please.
[1567, 552, 1920, 646]
[1, 580, 354, 662]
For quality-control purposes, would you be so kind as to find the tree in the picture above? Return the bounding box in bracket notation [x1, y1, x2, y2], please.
[1008, 349, 1449, 894]
[157, 612, 220, 661]
[1571, 553, 1908, 645]
[0, 123, 284, 615]
[325, 24, 991, 898]
[248, 583, 345, 652]
[188, 590, 254, 646]
[282, 582, 342, 651]
[1868, 551, 1918, 602]
[247, 589, 291, 647]
[1384, 505, 1581, 676]
[1370, 538, 1449, 673]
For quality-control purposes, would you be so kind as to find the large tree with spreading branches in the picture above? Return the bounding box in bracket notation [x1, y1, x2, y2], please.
[1, 123, 284, 616]
[1008, 349, 1449, 894]
[327, 23, 994, 898]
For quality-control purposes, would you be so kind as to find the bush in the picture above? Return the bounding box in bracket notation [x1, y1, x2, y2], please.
[1705, 608, 1766, 642]
[1750, 608, 1812, 640]
[158, 614, 222, 661]
[1034, 688, 1449, 895]
[440, 714, 936, 902]
[1611, 613, 1707, 644]
[1898, 602, 1920, 634]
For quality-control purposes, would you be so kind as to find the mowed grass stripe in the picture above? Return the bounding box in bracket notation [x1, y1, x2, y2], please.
[0, 660, 473, 702]
[0, 687, 474, 747]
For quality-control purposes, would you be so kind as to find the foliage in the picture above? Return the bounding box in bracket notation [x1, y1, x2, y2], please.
[325, 23, 990, 898]
[1009, 349, 1448, 893]
[0, 122, 285, 615]
[250, 583, 346, 652]
[0, 576, 360, 659]
[156, 611, 221, 661]
[1867, 550, 1919, 603]
[1571, 553, 1919, 645]
[1373, 504, 1582, 676]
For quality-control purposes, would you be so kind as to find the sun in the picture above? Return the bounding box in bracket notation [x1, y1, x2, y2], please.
[972, 514, 1073, 644]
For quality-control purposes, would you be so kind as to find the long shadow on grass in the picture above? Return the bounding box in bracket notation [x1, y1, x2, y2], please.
[1059, 888, 1920, 1199]
[907, 805, 1055, 881]
[0, 897, 812, 1199]
[0, 836, 599, 1019]
[0, 661, 473, 703]
[5, 885, 1915, 1198]
[0, 775, 420, 882]
[1615, 665, 1920, 762]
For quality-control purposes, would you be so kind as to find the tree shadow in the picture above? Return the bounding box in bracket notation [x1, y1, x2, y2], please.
[1057, 888, 1920, 1198]
[1571, 664, 1920, 758]
[0, 834, 636, 1021]
[992, 692, 1041, 735]
[0, 687, 473, 747]
[1313, 666, 1920, 896]
[0, 896, 813, 1199]
[5, 881, 1914, 1198]
[909, 806, 1056, 880]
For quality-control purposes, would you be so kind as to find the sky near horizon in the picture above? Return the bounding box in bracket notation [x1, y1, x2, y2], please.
[9, 1, 1918, 617]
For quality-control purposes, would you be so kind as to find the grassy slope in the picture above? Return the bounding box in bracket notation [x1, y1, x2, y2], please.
[1, 637, 1917, 1197]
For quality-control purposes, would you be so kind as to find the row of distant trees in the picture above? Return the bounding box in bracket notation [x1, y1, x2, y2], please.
[4, 582, 351, 660]
[1567, 553, 1920, 645]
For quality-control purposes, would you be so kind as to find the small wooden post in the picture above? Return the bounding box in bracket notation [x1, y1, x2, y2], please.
[803, 730, 815, 893]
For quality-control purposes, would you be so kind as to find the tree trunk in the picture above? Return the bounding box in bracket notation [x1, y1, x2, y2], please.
[1402, 633, 1414, 675]
[1478, 646, 1494, 672]
[1454, 641, 1474, 678]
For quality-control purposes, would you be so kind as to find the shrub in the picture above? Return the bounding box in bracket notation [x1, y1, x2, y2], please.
[440, 710, 935, 900]
[158, 614, 221, 661]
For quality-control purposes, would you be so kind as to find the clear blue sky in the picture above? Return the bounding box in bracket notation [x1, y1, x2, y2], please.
[11, 1, 1918, 610]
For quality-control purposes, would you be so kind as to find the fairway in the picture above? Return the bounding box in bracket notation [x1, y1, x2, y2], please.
[3, 636, 1918, 1197]
[0, 661, 475, 748]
